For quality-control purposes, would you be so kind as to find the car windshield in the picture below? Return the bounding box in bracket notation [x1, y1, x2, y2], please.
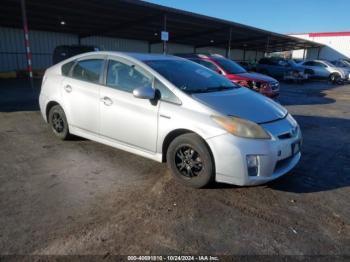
[212, 57, 247, 74]
[343, 60, 350, 67]
[145, 59, 239, 94]
[321, 61, 334, 67]
[333, 60, 349, 67]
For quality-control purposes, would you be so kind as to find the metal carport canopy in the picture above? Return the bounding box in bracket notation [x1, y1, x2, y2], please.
[1, 0, 322, 52]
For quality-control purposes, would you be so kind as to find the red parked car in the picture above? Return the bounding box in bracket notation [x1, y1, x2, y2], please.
[176, 54, 279, 98]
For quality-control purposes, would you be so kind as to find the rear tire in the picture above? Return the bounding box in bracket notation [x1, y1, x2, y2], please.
[166, 133, 214, 188]
[48, 105, 72, 140]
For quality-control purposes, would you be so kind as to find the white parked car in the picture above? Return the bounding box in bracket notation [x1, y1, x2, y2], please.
[300, 60, 349, 82]
[39, 52, 302, 188]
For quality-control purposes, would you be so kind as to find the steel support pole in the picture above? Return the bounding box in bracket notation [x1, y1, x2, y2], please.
[226, 27, 232, 58]
[317, 47, 321, 59]
[162, 14, 167, 55]
[148, 42, 152, 53]
[265, 36, 270, 56]
[20, 0, 33, 89]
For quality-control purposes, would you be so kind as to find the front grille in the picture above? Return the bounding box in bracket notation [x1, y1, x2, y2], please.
[274, 155, 294, 172]
[277, 126, 298, 140]
[278, 132, 292, 139]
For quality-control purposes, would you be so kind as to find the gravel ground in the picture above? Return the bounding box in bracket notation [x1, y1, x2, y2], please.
[0, 79, 349, 256]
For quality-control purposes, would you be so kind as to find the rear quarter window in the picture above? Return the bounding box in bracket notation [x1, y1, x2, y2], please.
[71, 59, 104, 84]
[61, 61, 75, 76]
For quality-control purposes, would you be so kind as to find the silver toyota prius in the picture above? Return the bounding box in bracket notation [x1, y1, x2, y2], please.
[39, 52, 302, 188]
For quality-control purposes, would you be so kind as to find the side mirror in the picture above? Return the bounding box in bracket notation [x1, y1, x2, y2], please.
[133, 86, 155, 100]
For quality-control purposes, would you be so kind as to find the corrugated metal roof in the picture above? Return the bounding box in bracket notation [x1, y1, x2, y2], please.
[0, 0, 322, 52]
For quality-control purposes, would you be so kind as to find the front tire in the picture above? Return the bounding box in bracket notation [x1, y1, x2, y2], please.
[329, 73, 340, 84]
[48, 105, 71, 140]
[166, 133, 214, 188]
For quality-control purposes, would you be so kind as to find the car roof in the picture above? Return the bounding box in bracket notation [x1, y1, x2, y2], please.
[71, 51, 185, 62]
[175, 53, 225, 59]
[306, 59, 325, 63]
[100, 51, 184, 61]
[126, 52, 183, 61]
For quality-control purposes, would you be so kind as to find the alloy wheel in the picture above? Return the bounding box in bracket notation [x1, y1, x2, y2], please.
[52, 112, 64, 133]
[175, 145, 203, 178]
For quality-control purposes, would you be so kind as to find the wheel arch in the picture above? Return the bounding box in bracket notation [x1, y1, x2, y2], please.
[161, 128, 215, 165]
[45, 101, 60, 122]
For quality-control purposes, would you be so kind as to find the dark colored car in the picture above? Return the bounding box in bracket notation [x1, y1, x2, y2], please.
[256, 57, 308, 81]
[53, 45, 100, 64]
[238, 61, 257, 72]
[176, 54, 279, 98]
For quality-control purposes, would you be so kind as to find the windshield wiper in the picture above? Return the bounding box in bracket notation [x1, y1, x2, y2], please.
[209, 86, 235, 91]
[189, 86, 235, 94]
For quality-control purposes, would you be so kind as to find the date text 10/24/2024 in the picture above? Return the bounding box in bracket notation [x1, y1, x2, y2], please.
[127, 256, 220, 261]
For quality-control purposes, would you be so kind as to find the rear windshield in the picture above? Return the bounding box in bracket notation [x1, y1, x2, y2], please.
[145, 59, 238, 94]
[213, 57, 247, 74]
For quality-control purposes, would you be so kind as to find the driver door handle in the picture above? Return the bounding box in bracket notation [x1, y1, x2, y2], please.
[101, 96, 113, 106]
[64, 85, 72, 93]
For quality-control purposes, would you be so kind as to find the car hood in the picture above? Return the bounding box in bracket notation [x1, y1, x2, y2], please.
[192, 87, 287, 124]
[231, 72, 277, 82]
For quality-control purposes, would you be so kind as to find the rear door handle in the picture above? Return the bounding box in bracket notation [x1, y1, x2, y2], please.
[64, 85, 72, 93]
[101, 96, 113, 106]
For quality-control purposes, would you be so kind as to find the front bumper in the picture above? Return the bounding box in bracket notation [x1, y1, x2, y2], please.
[206, 117, 302, 186]
[39, 92, 48, 122]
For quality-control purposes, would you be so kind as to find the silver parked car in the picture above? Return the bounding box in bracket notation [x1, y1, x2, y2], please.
[330, 59, 350, 72]
[39, 52, 302, 188]
[299, 59, 349, 82]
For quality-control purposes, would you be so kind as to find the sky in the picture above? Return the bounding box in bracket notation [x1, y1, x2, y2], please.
[145, 0, 350, 34]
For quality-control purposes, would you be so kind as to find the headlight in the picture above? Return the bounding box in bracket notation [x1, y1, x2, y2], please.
[211, 115, 271, 139]
[286, 113, 298, 127]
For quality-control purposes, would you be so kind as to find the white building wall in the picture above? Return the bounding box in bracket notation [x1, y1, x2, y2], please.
[290, 33, 350, 60]
[291, 49, 305, 59]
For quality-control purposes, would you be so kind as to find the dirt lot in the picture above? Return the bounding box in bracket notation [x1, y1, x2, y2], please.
[0, 79, 349, 256]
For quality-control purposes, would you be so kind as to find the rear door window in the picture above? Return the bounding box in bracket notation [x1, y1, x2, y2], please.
[314, 62, 326, 67]
[71, 59, 104, 84]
